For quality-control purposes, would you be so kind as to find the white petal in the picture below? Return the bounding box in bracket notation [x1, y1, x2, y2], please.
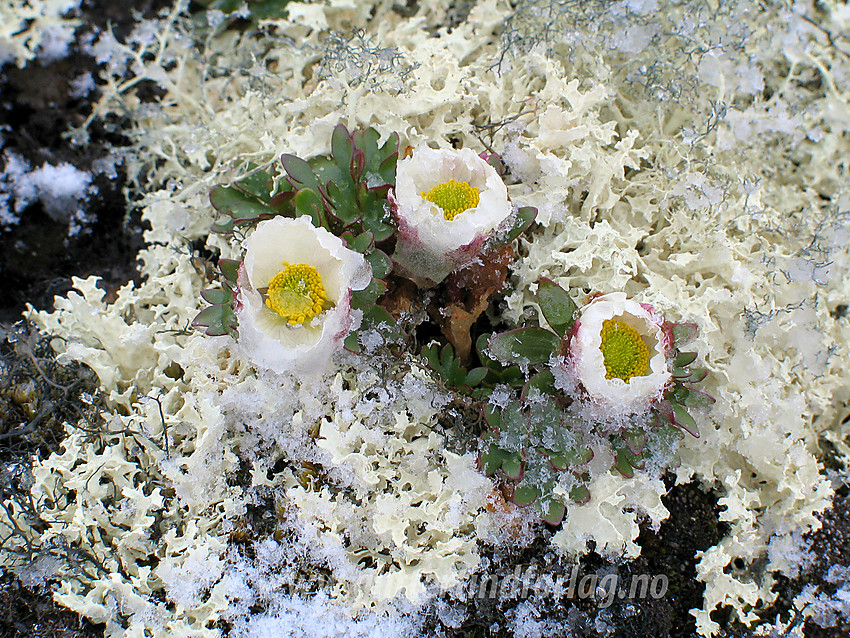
[236, 216, 370, 373]
[392, 146, 512, 285]
[566, 293, 671, 414]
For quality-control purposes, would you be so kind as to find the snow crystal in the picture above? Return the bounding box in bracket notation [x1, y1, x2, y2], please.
[2, 155, 94, 225]
[434, 598, 467, 629]
[358, 328, 384, 353]
[507, 600, 560, 638]
[37, 24, 76, 61]
[625, 0, 658, 14]
[69, 72, 96, 98]
[12, 552, 63, 589]
[767, 531, 816, 579]
[796, 580, 850, 628]
[611, 25, 654, 55]
[235, 593, 421, 638]
[159, 542, 226, 610]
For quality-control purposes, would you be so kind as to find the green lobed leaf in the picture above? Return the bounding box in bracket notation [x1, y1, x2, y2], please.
[670, 403, 700, 437]
[526, 393, 562, 441]
[325, 181, 359, 224]
[480, 433, 524, 479]
[673, 351, 698, 368]
[362, 304, 394, 327]
[193, 305, 236, 336]
[506, 206, 537, 242]
[294, 188, 326, 228]
[269, 190, 295, 214]
[440, 343, 456, 371]
[344, 331, 361, 353]
[569, 484, 590, 504]
[210, 185, 252, 212]
[486, 400, 526, 452]
[378, 150, 398, 184]
[501, 453, 523, 480]
[331, 124, 354, 175]
[683, 388, 715, 408]
[356, 128, 381, 164]
[480, 442, 507, 476]
[201, 288, 233, 305]
[524, 369, 557, 397]
[621, 429, 646, 455]
[687, 367, 708, 383]
[537, 278, 578, 336]
[465, 367, 488, 387]
[644, 423, 684, 472]
[365, 250, 392, 280]
[229, 201, 273, 222]
[422, 343, 440, 370]
[483, 403, 501, 430]
[281, 154, 320, 191]
[193, 304, 228, 326]
[234, 166, 273, 203]
[358, 186, 394, 241]
[350, 148, 366, 183]
[513, 485, 540, 506]
[476, 332, 500, 369]
[309, 155, 346, 186]
[346, 231, 374, 253]
[360, 278, 389, 302]
[488, 327, 562, 366]
[546, 445, 592, 471]
[537, 498, 566, 526]
[219, 259, 240, 285]
[614, 449, 635, 478]
[670, 322, 698, 348]
[669, 384, 690, 404]
[211, 217, 235, 234]
[245, 0, 292, 20]
[500, 401, 526, 438]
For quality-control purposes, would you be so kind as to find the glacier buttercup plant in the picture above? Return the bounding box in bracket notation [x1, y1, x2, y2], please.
[390, 146, 513, 285]
[483, 280, 709, 514]
[566, 292, 672, 415]
[236, 215, 372, 373]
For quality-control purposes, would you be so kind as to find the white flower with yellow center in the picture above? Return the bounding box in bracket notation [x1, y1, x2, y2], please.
[236, 216, 372, 373]
[390, 146, 513, 285]
[566, 293, 671, 414]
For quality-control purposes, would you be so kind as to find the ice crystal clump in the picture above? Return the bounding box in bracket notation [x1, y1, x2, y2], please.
[0, 151, 95, 234]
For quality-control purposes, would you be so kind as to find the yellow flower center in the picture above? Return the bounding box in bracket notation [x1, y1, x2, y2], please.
[422, 179, 480, 220]
[599, 319, 650, 381]
[264, 263, 331, 325]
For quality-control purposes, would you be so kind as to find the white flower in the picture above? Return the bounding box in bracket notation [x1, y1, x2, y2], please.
[565, 293, 671, 414]
[390, 146, 512, 285]
[235, 216, 371, 373]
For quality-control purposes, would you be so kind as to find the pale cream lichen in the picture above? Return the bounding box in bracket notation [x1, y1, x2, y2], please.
[0, 0, 847, 636]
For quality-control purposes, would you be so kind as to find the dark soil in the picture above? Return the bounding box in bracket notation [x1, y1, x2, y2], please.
[0, 0, 170, 323]
[0, 572, 103, 638]
[759, 489, 850, 637]
[0, 0, 161, 636]
[421, 479, 730, 638]
[0, 320, 106, 638]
